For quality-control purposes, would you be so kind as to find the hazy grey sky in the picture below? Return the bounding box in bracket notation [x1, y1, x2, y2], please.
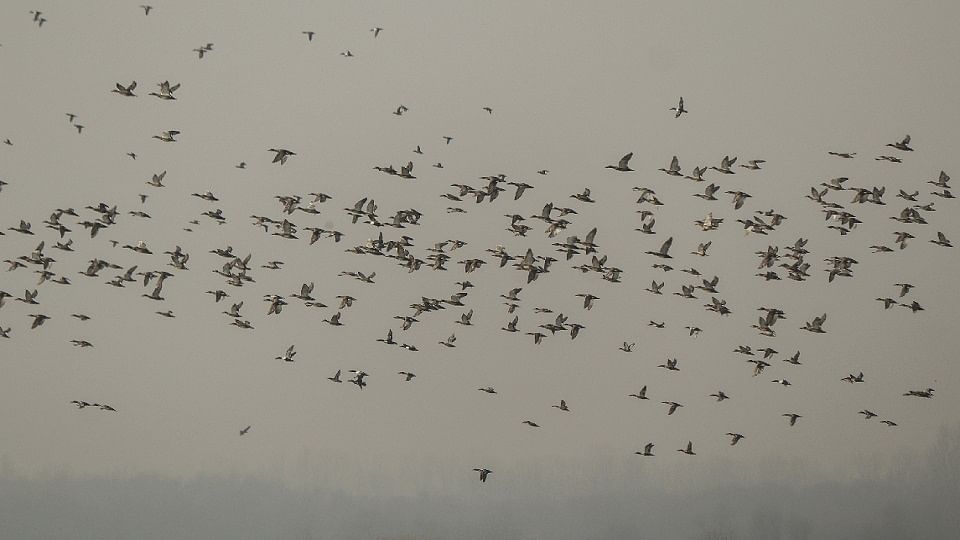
[2, 1, 959, 538]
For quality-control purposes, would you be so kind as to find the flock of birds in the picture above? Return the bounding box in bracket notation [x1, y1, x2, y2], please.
[1, 6, 954, 485]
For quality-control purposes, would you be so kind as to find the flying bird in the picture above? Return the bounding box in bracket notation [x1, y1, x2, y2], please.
[473, 468, 492, 482]
[269, 148, 296, 165]
[669, 96, 687, 117]
[606, 152, 634, 172]
[635, 443, 655, 456]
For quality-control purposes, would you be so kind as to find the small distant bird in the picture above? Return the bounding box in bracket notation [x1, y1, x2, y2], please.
[635, 443, 655, 456]
[328, 370, 342, 383]
[482, 107, 493, 114]
[140, 5, 153, 15]
[443, 136, 454, 144]
[371, 27, 383, 38]
[894, 283, 914, 297]
[398, 371, 416, 381]
[552, 400, 569, 412]
[886, 134, 913, 151]
[877, 297, 897, 309]
[669, 96, 687, 118]
[29, 314, 50, 329]
[152, 130, 180, 142]
[783, 413, 802, 426]
[240, 425, 251, 436]
[606, 152, 634, 172]
[726, 433, 745, 445]
[740, 159, 766, 170]
[149, 80, 180, 100]
[473, 468, 492, 482]
[801, 313, 827, 333]
[710, 391, 729, 402]
[662, 401, 683, 415]
[112, 81, 137, 97]
[439, 333, 456, 348]
[645, 237, 673, 258]
[269, 148, 295, 165]
[677, 441, 696, 455]
[903, 388, 934, 398]
[900, 301, 924, 313]
[275, 345, 296, 362]
[302, 31, 315, 41]
[931, 231, 953, 247]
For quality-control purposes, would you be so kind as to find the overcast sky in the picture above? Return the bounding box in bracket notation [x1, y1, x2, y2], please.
[1, 1, 959, 538]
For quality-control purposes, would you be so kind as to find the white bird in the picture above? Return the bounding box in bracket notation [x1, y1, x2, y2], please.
[152, 130, 180, 142]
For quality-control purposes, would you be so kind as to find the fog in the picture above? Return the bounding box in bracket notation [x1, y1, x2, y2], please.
[3, 1, 960, 538]
[3, 423, 956, 539]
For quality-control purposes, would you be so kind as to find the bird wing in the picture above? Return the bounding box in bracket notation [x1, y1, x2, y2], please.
[585, 227, 597, 244]
[659, 236, 673, 256]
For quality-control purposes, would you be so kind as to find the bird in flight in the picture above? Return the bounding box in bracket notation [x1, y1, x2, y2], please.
[635, 443, 654, 456]
[669, 96, 687, 118]
[269, 148, 295, 165]
[240, 425, 251, 436]
[473, 468, 492, 482]
[112, 81, 137, 97]
[152, 130, 180, 142]
[303, 31, 315, 41]
[149, 81, 180, 100]
[605, 152, 634, 172]
[886, 134, 913, 151]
